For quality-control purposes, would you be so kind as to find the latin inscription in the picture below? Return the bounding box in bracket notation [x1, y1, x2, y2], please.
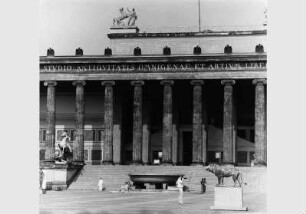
[41, 62, 266, 73]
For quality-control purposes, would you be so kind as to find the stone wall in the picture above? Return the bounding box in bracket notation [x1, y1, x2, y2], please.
[110, 35, 266, 55]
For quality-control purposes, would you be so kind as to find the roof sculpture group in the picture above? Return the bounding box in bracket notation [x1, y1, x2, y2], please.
[113, 8, 137, 27]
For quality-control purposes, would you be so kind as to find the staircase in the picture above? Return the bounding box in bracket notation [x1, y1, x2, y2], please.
[68, 165, 266, 193]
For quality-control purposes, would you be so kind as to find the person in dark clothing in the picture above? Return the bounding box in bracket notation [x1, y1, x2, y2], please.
[201, 178, 206, 193]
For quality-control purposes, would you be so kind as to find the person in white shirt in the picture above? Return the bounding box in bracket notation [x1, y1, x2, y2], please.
[176, 176, 185, 204]
[98, 177, 104, 191]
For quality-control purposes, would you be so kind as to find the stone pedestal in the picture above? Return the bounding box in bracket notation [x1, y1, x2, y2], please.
[110, 26, 139, 34]
[211, 186, 247, 211]
[40, 163, 83, 190]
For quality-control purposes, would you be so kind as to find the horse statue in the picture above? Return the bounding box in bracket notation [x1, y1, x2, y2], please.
[113, 8, 137, 27]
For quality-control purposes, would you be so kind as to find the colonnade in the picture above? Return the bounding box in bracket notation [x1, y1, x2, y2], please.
[43, 79, 267, 165]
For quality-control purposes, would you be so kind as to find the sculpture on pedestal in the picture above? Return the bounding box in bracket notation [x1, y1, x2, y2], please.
[54, 131, 73, 163]
[205, 164, 247, 187]
[113, 7, 137, 27]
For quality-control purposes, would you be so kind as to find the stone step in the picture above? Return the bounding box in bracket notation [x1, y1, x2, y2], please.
[69, 165, 266, 193]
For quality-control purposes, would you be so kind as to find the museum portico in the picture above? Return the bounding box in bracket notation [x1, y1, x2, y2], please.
[40, 29, 267, 167]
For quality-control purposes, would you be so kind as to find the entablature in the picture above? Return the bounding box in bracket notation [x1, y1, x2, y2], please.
[40, 53, 266, 81]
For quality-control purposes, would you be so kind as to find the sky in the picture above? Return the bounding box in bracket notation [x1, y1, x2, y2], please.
[39, 0, 267, 56]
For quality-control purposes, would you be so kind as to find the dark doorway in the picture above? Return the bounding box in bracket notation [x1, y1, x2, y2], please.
[182, 131, 192, 165]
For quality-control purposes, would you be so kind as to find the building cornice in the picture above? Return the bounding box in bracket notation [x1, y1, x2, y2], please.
[107, 30, 267, 39]
[40, 53, 266, 64]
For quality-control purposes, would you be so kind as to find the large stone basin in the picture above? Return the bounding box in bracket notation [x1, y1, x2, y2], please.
[128, 173, 184, 184]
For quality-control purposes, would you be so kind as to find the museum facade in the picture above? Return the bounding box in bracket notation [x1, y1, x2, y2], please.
[39, 27, 267, 166]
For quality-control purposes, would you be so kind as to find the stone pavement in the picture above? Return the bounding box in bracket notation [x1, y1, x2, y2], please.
[40, 190, 266, 214]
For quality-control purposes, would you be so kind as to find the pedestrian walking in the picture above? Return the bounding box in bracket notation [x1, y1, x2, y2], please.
[201, 178, 206, 193]
[98, 177, 104, 191]
[176, 176, 185, 204]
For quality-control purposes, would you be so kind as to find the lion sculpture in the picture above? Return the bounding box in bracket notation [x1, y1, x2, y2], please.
[205, 163, 247, 187]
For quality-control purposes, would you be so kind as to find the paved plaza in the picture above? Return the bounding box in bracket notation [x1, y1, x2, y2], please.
[40, 190, 266, 214]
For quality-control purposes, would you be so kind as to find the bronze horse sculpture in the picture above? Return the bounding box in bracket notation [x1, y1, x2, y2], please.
[205, 164, 247, 187]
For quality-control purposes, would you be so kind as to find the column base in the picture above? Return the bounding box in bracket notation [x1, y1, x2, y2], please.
[254, 162, 267, 167]
[113, 162, 121, 165]
[220, 162, 236, 166]
[191, 162, 204, 166]
[131, 161, 143, 165]
[101, 161, 113, 165]
[162, 162, 173, 166]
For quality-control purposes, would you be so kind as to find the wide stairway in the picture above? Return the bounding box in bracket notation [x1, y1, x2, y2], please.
[68, 165, 266, 193]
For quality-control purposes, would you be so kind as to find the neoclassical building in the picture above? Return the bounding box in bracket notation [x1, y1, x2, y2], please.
[40, 27, 267, 167]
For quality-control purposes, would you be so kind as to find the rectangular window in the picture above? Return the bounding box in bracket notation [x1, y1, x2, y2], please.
[40, 150, 45, 160]
[70, 129, 75, 141]
[84, 130, 95, 141]
[250, 152, 255, 162]
[84, 150, 88, 161]
[97, 129, 105, 142]
[42, 129, 46, 142]
[237, 151, 248, 163]
[92, 150, 102, 161]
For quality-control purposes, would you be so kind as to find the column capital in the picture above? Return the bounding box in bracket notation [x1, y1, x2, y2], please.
[72, 80, 86, 86]
[131, 80, 145, 86]
[161, 80, 174, 85]
[102, 81, 115, 86]
[252, 79, 267, 85]
[190, 80, 204, 86]
[221, 80, 235, 86]
[43, 81, 57, 87]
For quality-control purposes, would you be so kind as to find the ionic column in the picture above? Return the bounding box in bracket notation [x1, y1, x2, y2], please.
[131, 81, 144, 164]
[191, 80, 204, 165]
[221, 80, 236, 163]
[102, 81, 115, 164]
[43, 81, 57, 162]
[161, 80, 174, 164]
[72, 81, 86, 163]
[253, 79, 267, 165]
